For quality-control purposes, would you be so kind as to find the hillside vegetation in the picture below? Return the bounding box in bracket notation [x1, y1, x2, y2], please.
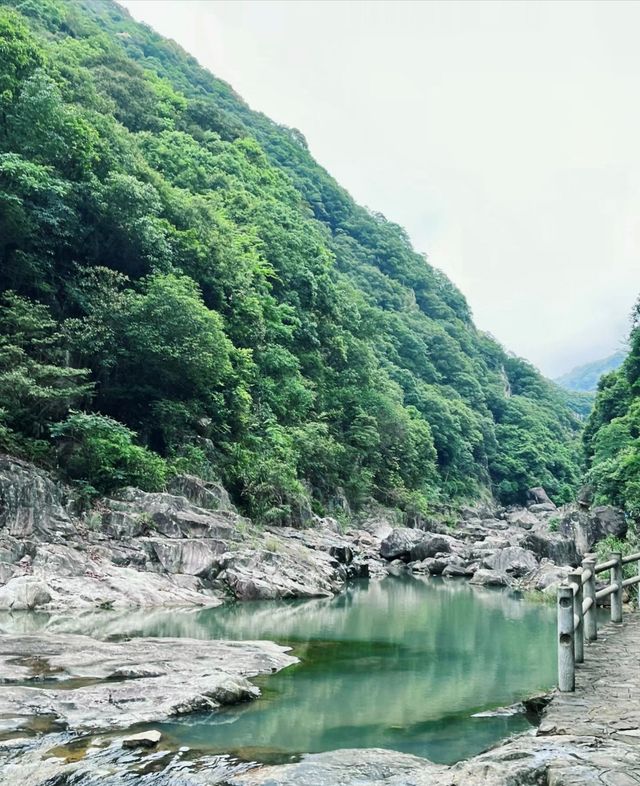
[584, 309, 640, 517]
[0, 0, 582, 522]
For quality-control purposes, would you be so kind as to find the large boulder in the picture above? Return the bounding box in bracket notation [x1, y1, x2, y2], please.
[379, 528, 425, 561]
[167, 474, 236, 512]
[483, 546, 538, 578]
[408, 533, 454, 561]
[0, 575, 51, 610]
[559, 505, 627, 557]
[469, 569, 508, 587]
[527, 487, 554, 506]
[521, 531, 579, 566]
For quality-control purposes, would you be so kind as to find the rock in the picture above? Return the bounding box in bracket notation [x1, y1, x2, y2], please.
[408, 533, 454, 561]
[379, 528, 424, 561]
[577, 483, 594, 509]
[591, 505, 627, 539]
[168, 474, 236, 512]
[526, 560, 572, 592]
[0, 576, 51, 610]
[558, 504, 627, 558]
[528, 502, 557, 513]
[483, 546, 538, 578]
[122, 729, 162, 748]
[0, 455, 75, 540]
[521, 531, 579, 566]
[506, 509, 538, 529]
[0, 633, 296, 732]
[527, 486, 554, 506]
[469, 569, 508, 587]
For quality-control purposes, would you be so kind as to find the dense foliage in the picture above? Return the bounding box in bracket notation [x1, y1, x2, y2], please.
[0, 0, 582, 519]
[584, 306, 640, 518]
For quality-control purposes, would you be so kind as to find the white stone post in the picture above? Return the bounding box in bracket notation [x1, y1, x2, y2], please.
[569, 569, 584, 664]
[610, 551, 623, 624]
[582, 556, 597, 642]
[557, 584, 575, 692]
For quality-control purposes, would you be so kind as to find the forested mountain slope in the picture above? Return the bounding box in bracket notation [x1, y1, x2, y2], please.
[584, 308, 640, 517]
[0, 0, 581, 521]
[556, 351, 626, 394]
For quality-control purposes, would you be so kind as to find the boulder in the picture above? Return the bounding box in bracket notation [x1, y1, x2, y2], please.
[559, 505, 627, 557]
[527, 487, 554, 506]
[168, 474, 236, 512]
[469, 569, 508, 587]
[0, 576, 52, 610]
[379, 528, 424, 561]
[408, 533, 454, 562]
[521, 531, 579, 566]
[528, 502, 557, 514]
[0, 455, 75, 540]
[122, 730, 162, 749]
[483, 546, 538, 578]
[506, 509, 538, 530]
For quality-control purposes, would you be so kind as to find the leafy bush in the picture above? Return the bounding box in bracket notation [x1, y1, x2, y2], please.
[51, 412, 167, 494]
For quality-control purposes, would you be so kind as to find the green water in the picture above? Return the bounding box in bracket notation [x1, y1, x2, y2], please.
[2, 576, 556, 764]
[76, 576, 554, 764]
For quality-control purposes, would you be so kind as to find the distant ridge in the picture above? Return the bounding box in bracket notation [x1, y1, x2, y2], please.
[555, 351, 626, 393]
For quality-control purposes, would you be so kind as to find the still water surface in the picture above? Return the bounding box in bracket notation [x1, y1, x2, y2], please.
[5, 577, 557, 764]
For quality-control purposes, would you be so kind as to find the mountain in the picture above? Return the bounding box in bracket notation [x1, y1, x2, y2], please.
[584, 322, 640, 517]
[555, 351, 627, 393]
[0, 0, 582, 520]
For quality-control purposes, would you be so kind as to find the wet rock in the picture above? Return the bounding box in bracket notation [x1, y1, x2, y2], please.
[122, 729, 162, 748]
[0, 633, 296, 732]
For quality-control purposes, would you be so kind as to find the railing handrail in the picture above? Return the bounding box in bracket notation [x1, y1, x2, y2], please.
[557, 550, 639, 692]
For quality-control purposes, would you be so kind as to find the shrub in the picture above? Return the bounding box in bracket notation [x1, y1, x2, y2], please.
[51, 411, 167, 494]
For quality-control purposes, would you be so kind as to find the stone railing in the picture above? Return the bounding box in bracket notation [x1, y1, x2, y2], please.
[557, 550, 640, 691]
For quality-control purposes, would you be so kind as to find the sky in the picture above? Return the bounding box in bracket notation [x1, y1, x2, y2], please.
[119, 0, 640, 378]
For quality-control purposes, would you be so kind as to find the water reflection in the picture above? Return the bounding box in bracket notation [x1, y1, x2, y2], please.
[1, 577, 556, 763]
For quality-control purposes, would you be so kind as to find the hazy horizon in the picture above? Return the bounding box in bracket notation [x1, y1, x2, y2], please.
[120, 0, 639, 378]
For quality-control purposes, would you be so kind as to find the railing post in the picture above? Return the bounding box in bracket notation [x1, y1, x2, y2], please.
[582, 556, 597, 642]
[569, 569, 584, 663]
[557, 584, 575, 692]
[610, 551, 623, 624]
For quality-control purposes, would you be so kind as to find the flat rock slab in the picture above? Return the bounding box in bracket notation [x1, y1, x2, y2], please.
[0, 632, 296, 732]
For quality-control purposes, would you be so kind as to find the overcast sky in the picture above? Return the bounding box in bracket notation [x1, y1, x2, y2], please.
[120, 0, 640, 378]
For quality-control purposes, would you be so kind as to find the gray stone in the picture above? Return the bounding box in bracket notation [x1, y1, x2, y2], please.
[483, 546, 538, 578]
[379, 528, 424, 561]
[0, 576, 51, 610]
[122, 729, 162, 748]
[469, 569, 508, 587]
[408, 533, 454, 561]
[527, 486, 554, 506]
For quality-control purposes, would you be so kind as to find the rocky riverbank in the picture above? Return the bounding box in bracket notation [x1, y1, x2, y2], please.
[0, 455, 627, 612]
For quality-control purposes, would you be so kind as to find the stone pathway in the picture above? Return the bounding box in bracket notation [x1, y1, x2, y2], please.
[534, 613, 640, 785]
